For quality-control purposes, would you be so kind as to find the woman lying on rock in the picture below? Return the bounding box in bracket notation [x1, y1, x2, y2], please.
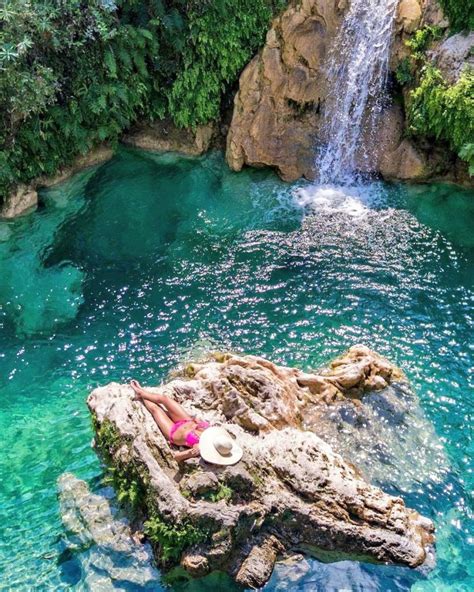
[130, 380, 242, 465]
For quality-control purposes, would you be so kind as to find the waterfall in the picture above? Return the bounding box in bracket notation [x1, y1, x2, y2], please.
[316, 0, 399, 185]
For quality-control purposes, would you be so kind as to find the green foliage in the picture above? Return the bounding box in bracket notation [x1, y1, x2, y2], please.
[103, 465, 144, 510]
[96, 418, 121, 455]
[0, 0, 162, 197]
[459, 144, 474, 175]
[167, 0, 285, 127]
[144, 514, 209, 563]
[0, 0, 285, 199]
[438, 0, 474, 32]
[407, 65, 474, 172]
[405, 25, 443, 59]
[201, 482, 233, 503]
[395, 57, 415, 86]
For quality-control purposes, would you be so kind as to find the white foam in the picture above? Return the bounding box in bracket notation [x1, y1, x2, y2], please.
[294, 184, 380, 218]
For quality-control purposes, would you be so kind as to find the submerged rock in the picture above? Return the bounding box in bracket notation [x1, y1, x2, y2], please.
[88, 346, 435, 589]
[57, 473, 160, 590]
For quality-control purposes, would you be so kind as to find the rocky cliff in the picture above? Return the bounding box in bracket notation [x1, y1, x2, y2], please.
[226, 0, 471, 184]
[87, 345, 435, 589]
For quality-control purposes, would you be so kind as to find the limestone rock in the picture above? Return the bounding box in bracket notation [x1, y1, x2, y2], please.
[0, 184, 38, 218]
[420, 0, 449, 28]
[87, 346, 435, 589]
[430, 32, 474, 85]
[1, 144, 113, 219]
[122, 119, 217, 156]
[37, 144, 114, 190]
[379, 138, 429, 181]
[57, 473, 160, 590]
[397, 0, 422, 34]
[226, 0, 345, 182]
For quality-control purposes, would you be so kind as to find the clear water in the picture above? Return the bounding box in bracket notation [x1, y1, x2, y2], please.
[317, 0, 398, 183]
[0, 149, 473, 591]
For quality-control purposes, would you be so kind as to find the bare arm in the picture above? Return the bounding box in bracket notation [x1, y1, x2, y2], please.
[173, 446, 200, 463]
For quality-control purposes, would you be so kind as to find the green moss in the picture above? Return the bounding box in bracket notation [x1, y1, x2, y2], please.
[95, 418, 121, 457]
[144, 513, 211, 564]
[93, 417, 146, 513]
[204, 483, 233, 503]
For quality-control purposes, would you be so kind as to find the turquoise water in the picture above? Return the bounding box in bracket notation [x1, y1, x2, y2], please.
[0, 149, 473, 591]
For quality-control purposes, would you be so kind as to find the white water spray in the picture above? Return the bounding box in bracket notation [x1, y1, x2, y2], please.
[316, 0, 399, 185]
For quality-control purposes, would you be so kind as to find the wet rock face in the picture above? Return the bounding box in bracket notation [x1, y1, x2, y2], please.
[88, 346, 435, 589]
[57, 473, 160, 590]
[225, 0, 429, 183]
[226, 0, 345, 182]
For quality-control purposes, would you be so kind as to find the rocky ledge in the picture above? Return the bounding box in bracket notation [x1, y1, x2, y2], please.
[87, 345, 435, 589]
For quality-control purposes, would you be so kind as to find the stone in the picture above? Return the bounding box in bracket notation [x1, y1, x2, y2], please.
[122, 118, 217, 156]
[57, 472, 160, 590]
[397, 0, 422, 34]
[1, 144, 113, 219]
[87, 346, 436, 589]
[379, 138, 429, 181]
[226, 0, 345, 182]
[420, 0, 449, 28]
[181, 472, 219, 497]
[0, 184, 38, 218]
[430, 32, 474, 85]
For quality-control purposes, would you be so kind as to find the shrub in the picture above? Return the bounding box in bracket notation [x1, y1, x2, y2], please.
[0, 0, 285, 200]
[407, 65, 474, 173]
[438, 0, 474, 32]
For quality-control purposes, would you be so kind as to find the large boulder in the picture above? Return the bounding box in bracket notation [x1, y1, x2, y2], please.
[87, 346, 435, 589]
[226, 0, 346, 181]
[429, 32, 474, 85]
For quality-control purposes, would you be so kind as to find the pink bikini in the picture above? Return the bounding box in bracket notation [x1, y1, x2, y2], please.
[169, 419, 210, 447]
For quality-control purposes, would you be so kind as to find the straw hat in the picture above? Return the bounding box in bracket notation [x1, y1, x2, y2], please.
[199, 427, 243, 466]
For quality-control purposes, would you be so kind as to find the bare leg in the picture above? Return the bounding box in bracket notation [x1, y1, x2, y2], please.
[141, 399, 174, 441]
[130, 380, 191, 422]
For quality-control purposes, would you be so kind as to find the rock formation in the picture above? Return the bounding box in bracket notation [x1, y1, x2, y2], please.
[88, 345, 435, 589]
[226, 0, 346, 182]
[122, 118, 217, 156]
[225, 0, 469, 184]
[0, 145, 113, 219]
[430, 32, 474, 85]
[58, 473, 160, 590]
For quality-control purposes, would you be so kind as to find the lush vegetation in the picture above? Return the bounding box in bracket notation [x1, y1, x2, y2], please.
[0, 0, 285, 199]
[438, 0, 474, 32]
[397, 24, 474, 175]
[407, 66, 474, 174]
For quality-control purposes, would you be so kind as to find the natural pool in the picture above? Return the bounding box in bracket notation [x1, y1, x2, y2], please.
[0, 149, 472, 591]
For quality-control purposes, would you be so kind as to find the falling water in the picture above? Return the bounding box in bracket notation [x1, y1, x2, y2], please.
[316, 0, 399, 185]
